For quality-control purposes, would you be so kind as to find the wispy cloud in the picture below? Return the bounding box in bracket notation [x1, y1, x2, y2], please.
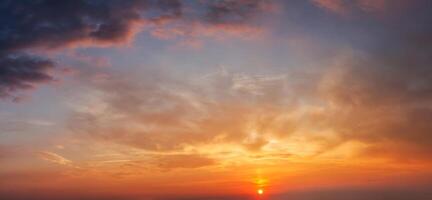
[37, 151, 72, 166]
[311, 0, 415, 16]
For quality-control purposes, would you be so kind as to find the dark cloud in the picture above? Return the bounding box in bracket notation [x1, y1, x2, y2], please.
[0, 0, 270, 100]
[0, 0, 180, 100]
[0, 0, 182, 51]
[205, 0, 269, 24]
[0, 54, 54, 100]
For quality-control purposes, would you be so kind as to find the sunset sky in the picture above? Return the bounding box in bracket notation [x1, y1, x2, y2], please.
[1, 0, 432, 199]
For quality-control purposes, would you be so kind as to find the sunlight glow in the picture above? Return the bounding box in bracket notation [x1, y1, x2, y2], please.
[257, 189, 264, 195]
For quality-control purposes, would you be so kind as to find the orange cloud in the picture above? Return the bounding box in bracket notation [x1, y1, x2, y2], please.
[152, 154, 216, 170]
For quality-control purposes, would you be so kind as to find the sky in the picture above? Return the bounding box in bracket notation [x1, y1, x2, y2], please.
[1, 0, 432, 199]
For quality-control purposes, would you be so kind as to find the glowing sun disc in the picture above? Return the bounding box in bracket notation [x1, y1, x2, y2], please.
[257, 189, 264, 195]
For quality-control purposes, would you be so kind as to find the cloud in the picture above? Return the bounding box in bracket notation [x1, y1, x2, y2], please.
[37, 151, 72, 165]
[68, 69, 300, 155]
[152, 154, 216, 170]
[0, 189, 253, 200]
[204, 0, 271, 25]
[0, 0, 178, 100]
[315, 53, 432, 160]
[149, 0, 275, 48]
[311, 0, 349, 15]
[68, 31, 432, 164]
[25, 119, 54, 126]
[0, 0, 181, 52]
[0, 54, 54, 100]
[57, 0, 432, 167]
[356, 0, 388, 13]
[319, 2, 432, 158]
[310, 0, 417, 16]
[277, 1, 432, 161]
[154, 195, 252, 200]
[99, 153, 217, 171]
[0, 0, 274, 100]
[150, 22, 264, 45]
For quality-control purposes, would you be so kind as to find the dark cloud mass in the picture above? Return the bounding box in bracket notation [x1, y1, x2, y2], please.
[0, 0, 269, 100]
[0, 0, 180, 100]
[0, 0, 182, 51]
[0, 54, 54, 100]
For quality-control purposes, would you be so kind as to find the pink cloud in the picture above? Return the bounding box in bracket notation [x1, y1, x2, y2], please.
[312, 0, 417, 16]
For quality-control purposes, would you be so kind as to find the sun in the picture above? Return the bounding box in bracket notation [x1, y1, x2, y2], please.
[257, 189, 264, 195]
